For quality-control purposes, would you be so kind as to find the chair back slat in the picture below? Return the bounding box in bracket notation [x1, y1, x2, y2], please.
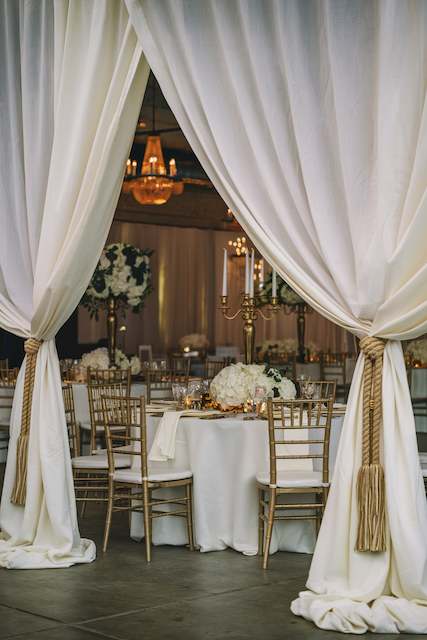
[170, 357, 191, 378]
[87, 367, 131, 453]
[0, 367, 19, 387]
[145, 367, 189, 403]
[62, 383, 80, 457]
[266, 397, 334, 487]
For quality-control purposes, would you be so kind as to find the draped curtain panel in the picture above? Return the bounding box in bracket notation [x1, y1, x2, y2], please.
[127, 0, 427, 633]
[0, 0, 148, 568]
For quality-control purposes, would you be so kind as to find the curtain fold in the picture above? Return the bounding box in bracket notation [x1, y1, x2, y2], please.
[127, 0, 427, 632]
[0, 0, 149, 568]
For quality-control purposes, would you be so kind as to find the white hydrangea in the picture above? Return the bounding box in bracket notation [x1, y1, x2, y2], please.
[81, 347, 110, 370]
[210, 363, 296, 409]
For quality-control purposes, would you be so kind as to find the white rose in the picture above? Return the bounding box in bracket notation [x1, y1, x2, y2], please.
[277, 378, 297, 400]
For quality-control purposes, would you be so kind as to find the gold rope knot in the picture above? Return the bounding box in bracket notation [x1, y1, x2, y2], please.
[356, 335, 386, 552]
[10, 338, 43, 506]
[24, 338, 42, 355]
[360, 336, 385, 361]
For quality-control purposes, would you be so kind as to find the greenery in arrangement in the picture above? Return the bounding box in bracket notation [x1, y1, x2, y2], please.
[81, 242, 153, 318]
[257, 272, 304, 306]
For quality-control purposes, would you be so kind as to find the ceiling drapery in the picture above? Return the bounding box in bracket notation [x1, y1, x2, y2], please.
[126, 0, 427, 633]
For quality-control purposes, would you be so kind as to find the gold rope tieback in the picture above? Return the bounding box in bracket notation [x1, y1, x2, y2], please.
[10, 338, 42, 506]
[355, 336, 386, 552]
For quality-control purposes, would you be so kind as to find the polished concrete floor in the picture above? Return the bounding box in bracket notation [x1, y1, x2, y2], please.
[0, 466, 423, 640]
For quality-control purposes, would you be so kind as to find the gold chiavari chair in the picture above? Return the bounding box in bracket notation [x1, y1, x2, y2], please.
[145, 367, 189, 404]
[302, 380, 336, 403]
[62, 384, 81, 458]
[170, 356, 191, 378]
[320, 352, 353, 401]
[203, 358, 229, 380]
[87, 367, 131, 454]
[0, 368, 18, 458]
[257, 396, 333, 569]
[0, 358, 9, 369]
[102, 395, 195, 562]
[70, 389, 131, 516]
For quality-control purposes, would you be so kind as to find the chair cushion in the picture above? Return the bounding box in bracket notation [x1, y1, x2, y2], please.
[72, 453, 130, 470]
[256, 469, 328, 488]
[113, 465, 192, 484]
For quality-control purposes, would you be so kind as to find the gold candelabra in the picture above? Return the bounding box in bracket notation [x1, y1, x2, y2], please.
[219, 294, 279, 364]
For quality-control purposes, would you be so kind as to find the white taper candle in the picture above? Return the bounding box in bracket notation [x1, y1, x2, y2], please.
[245, 251, 250, 294]
[272, 269, 277, 298]
[222, 249, 228, 296]
[250, 249, 255, 298]
[259, 259, 264, 290]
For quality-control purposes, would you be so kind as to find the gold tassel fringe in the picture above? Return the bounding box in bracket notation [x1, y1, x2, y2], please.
[356, 462, 386, 552]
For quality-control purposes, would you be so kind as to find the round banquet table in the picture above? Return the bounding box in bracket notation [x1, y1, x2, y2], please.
[130, 411, 344, 555]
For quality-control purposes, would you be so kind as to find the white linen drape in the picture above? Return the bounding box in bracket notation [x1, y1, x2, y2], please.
[127, 0, 427, 632]
[0, 0, 148, 568]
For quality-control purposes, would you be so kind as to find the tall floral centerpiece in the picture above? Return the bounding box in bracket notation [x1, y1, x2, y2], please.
[257, 273, 311, 363]
[81, 242, 153, 364]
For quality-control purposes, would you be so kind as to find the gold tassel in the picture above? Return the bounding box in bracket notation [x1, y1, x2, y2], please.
[356, 463, 386, 552]
[10, 338, 42, 506]
[355, 337, 387, 553]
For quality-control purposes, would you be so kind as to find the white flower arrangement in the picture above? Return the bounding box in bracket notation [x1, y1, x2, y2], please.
[210, 363, 296, 410]
[81, 347, 110, 370]
[81, 242, 153, 317]
[406, 338, 427, 365]
[80, 347, 141, 375]
[179, 333, 209, 350]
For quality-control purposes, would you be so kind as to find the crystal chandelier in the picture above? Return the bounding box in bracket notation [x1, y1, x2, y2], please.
[122, 78, 184, 205]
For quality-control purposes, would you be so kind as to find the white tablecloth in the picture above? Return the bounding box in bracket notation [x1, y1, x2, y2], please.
[409, 368, 427, 433]
[0, 388, 13, 464]
[130, 411, 344, 555]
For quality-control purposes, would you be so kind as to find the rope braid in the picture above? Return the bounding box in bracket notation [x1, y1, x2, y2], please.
[356, 336, 386, 552]
[10, 338, 42, 506]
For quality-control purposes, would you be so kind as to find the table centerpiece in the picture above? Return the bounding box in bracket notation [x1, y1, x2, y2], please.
[81, 242, 153, 364]
[210, 363, 296, 411]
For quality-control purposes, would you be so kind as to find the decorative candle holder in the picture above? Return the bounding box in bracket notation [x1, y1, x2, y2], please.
[219, 293, 279, 364]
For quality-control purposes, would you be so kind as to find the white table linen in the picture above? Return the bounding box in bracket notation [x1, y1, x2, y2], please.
[409, 368, 427, 433]
[131, 412, 343, 555]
